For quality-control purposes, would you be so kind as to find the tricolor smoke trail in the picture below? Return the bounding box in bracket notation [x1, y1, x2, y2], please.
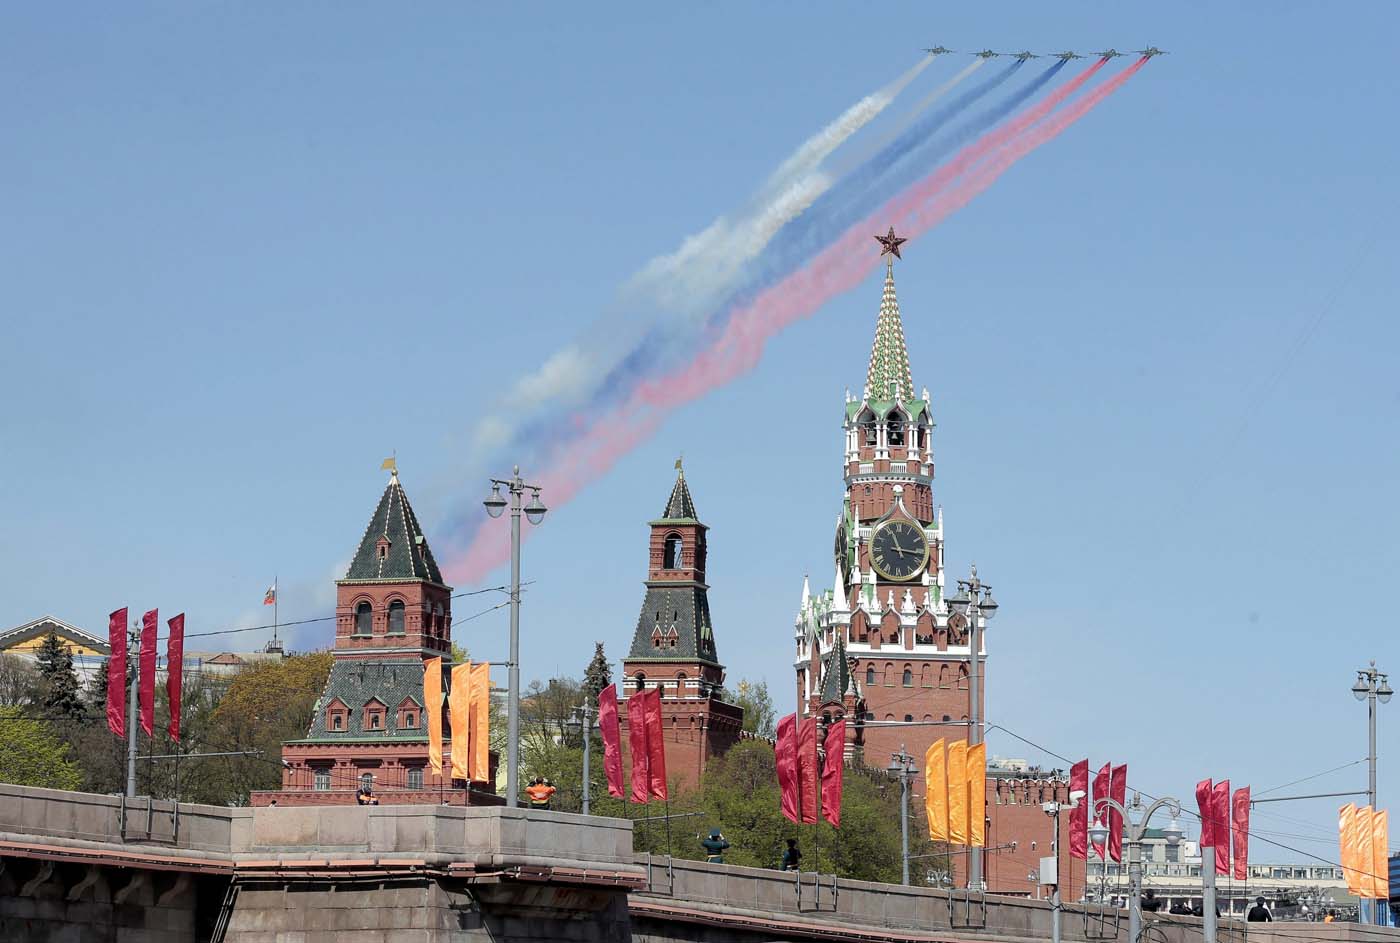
[446, 58, 1150, 583]
[466, 58, 939, 464]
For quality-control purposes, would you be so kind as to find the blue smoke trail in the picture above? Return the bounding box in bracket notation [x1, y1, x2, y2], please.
[584, 62, 1068, 414]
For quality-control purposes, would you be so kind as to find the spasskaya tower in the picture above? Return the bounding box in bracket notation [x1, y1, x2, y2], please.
[793, 229, 985, 790]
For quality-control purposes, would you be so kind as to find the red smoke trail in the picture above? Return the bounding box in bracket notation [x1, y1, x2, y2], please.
[445, 59, 1149, 584]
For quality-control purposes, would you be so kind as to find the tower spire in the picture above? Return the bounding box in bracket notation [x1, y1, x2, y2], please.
[864, 228, 915, 402]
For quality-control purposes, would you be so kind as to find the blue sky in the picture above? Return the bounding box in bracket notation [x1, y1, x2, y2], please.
[3, 3, 1397, 856]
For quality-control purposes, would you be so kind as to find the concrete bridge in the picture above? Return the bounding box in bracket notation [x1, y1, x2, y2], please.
[2, 784, 1396, 943]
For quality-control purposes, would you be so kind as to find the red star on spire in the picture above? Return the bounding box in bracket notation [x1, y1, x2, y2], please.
[875, 226, 907, 260]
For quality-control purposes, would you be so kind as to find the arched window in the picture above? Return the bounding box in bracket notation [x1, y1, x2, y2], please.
[939, 665, 950, 689]
[664, 533, 683, 569]
[434, 603, 444, 636]
[355, 602, 372, 636]
[388, 600, 405, 634]
[861, 412, 878, 446]
[957, 665, 969, 690]
[887, 414, 905, 446]
[359, 772, 373, 791]
[634, 672, 646, 690]
[407, 767, 423, 790]
[866, 666, 876, 685]
[902, 667, 913, 687]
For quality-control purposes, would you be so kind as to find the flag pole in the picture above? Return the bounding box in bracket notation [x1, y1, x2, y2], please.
[273, 575, 279, 651]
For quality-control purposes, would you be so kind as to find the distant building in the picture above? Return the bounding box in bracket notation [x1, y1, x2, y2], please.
[620, 464, 744, 793]
[0, 616, 110, 681]
[254, 468, 496, 807]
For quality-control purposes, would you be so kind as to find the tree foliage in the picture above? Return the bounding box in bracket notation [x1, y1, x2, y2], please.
[0, 706, 82, 789]
[582, 642, 612, 703]
[729, 678, 777, 738]
[0, 654, 40, 707]
[34, 631, 84, 721]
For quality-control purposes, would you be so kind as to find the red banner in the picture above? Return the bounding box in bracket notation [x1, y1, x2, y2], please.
[627, 688, 652, 803]
[166, 614, 184, 742]
[107, 608, 127, 737]
[643, 687, 667, 800]
[1232, 786, 1250, 881]
[1109, 763, 1127, 863]
[138, 609, 158, 736]
[1069, 759, 1089, 860]
[797, 717, 819, 824]
[597, 684, 624, 798]
[1213, 779, 1231, 875]
[821, 720, 845, 827]
[1091, 762, 1111, 860]
[1196, 778, 1215, 848]
[777, 714, 799, 823]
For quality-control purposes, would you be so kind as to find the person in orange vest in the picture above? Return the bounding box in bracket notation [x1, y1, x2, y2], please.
[525, 777, 556, 810]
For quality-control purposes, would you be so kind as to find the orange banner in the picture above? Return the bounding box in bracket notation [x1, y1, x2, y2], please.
[968, 742, 986, 849]
[1340, 804, 1362, 896]
[469, 662, 491, 782]
[449, 662, 472, 780]
[1357, 806, 1375, 899]
[1373, 809, 1389, 901]
[948, 740, 968, 846]
[925, 738, 947, 842]
[424, 657, 442, 777]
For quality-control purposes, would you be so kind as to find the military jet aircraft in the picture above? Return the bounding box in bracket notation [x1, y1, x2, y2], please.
[1133, 47, 1168, 58]
[1097, 49, 1126, 58]
[974, 49, 1000, 59]
[1011, 50, 1039, 61]
[1052, 51, 1085, 60]
[923, 46, 955, 55]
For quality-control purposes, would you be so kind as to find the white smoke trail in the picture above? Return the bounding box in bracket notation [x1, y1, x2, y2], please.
[466, 58, 940, 456]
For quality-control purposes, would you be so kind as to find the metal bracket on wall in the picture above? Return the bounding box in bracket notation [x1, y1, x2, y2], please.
[949, 888, 988, 929]
[796, 870, 836, 912]
[1083, 901, 1122, 939]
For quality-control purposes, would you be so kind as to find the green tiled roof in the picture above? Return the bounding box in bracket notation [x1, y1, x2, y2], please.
[341, 473, 445, 585]
[652, 468, 698, 523]
[305, 659, 431, 739]
[864, 264, 915, 403]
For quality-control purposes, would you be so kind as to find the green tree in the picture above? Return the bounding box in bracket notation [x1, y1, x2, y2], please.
[729, 678, 776, 738]
[33, 631, 83, 721]
[582, 642, 612, 703]
[71, 657, 128, 794]
[0, 706, 82, 789]
[207, 651, 333, 804]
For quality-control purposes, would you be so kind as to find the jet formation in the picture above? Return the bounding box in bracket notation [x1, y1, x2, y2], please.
[925, 46, 1165, 60]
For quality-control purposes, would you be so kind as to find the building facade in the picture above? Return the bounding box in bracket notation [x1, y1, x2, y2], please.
[620, 465, 744, 793]
[793, 241, 986, 792]
[256, 469, 495, 806]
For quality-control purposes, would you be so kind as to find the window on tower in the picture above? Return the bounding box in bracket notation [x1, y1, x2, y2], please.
[866, 666, 876, 685]
[902, 667, 913, 687]
[354, 602, 372, 636]
[664, 533, 683, 569]
[388, 600, 405, 634]
[887, 415, 905, 446]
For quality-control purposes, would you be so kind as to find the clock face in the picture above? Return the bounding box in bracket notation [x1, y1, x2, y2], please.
[835, 522, 849, 583]
[870, 520, 929, 582]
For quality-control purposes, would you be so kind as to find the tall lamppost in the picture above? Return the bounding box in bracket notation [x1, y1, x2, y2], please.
[888, 745, 918, 886]
[948, 565, 998, 889]
[483, 466, 547, 809]
[1041, 784, 1086, 943]
[1351, 662, 1390, 925]
[1090, 792, 1182, 943]
[566, 701, 595, 816]
[1352, 663, 1391, 812]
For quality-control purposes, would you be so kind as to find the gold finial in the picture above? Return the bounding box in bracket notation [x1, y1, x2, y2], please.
[675, 455, 683, 474]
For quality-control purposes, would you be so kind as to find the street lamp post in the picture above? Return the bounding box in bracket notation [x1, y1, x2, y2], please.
[1351, 662, 1390, 925]
[887, 745, 919, 886]
[1042, 784, 1086, 943]
[567, 702, 595, 816]
[1091, 793, 1182, 943]
[948, 566, 998, 890]
[483, 466, 547, 809]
